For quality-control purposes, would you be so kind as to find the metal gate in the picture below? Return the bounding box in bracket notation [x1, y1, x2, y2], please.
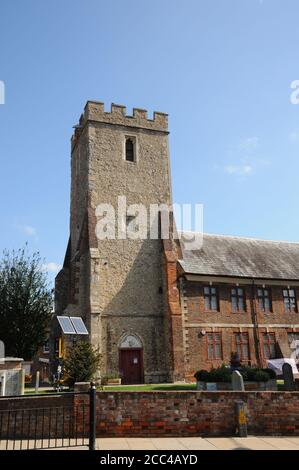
[0, 383, 96, 450]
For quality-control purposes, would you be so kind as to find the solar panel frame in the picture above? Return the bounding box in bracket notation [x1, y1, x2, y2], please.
[70, 316, 89, 335]
[57, 316, 76, 334]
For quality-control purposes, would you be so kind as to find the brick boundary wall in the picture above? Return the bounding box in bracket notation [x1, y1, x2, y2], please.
[1, 391, 299, 438]
[76, 391, 299, 437]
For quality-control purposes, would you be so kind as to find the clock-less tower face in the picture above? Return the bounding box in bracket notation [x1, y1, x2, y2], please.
[63, 102, 173, 384]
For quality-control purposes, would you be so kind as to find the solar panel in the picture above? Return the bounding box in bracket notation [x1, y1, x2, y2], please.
[70, 317, 89, 335]
[57, 316, 76, 334]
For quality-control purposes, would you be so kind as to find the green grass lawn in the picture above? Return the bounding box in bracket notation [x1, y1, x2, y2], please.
[24, 386, 68, 395]
[100, 380, 286, 392]
[23, 383, 197, 394]
[24, 380, 285, 394]
[100, 383, 197, 392]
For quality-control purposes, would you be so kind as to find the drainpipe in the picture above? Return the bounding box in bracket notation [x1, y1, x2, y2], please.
[250, 279, 262, 368]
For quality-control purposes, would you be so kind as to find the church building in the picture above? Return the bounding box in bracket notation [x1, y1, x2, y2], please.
[54, 101, 299, 384]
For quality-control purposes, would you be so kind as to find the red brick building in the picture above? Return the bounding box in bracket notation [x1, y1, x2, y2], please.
[166, 233, 299, 381]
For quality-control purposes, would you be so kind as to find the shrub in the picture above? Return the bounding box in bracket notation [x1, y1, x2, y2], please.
[252, 370, 271, 382]
[241, 367, 273, 382]
[194, 365, 231, 383]
[262, 368, 276, 379]
[63, 341, 101, 386]
[240, 366, 256, 381]
[209, 365, 231, 383]
[194, 365, 274, 383]
[194, 369, 210, 382]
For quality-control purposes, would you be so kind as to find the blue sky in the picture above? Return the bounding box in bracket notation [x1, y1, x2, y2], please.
[1, 0, 299, 285]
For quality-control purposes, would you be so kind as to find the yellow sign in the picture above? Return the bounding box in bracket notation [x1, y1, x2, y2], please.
[58, 337, 64, 358]
[239, 409, 246, 425]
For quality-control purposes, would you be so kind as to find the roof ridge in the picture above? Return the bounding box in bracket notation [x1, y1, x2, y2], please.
[177, 231, 299, 245]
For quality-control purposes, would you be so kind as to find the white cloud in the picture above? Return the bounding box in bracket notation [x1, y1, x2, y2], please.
[217, 136, 266, 179]
[238, 137, 259, 153]
[23, 225, 37, 236]
[42, 262, 62, 274]
[289, 130, 299, 142]
[224, 164, 253, 176]
[16, 224, 37, 238]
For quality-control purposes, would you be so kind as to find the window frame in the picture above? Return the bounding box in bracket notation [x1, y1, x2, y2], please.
[43, 339, 50, 354]
[231, 286, 246, 312]
[288, 332, 299, 362]
[234, 332, 250, 361]
[207, 332, 223, 360]
[124, 135, 137, 163]
[203, 285, 219, 312]
[126, 214, 138, 234]
[257, 287, 272, 313]
[283, 288, 298, 313]
[262, 332, 276, 359]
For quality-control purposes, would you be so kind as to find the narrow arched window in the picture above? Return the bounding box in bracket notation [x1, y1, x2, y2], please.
[125, 138, 135, 162]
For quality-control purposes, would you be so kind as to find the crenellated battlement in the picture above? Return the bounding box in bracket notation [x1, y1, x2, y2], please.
[83, 101, 168, 131]
[71, 101, 168, 150]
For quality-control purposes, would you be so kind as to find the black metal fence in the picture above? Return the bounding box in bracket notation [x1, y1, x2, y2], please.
[0, 383, 96, 450]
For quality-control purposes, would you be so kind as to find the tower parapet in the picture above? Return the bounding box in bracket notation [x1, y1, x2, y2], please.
[71, 101, 168, 150]
[83, 101, 168, 132]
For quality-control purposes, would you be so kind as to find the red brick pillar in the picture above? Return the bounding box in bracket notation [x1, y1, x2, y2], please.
[163, 240, 185, 381]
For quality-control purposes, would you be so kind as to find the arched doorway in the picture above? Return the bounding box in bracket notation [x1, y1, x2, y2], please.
[119, 334, 144, 384]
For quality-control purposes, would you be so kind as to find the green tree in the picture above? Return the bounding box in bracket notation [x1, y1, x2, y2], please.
[63, 341, 101, 385]
[0, 246, 53, 360]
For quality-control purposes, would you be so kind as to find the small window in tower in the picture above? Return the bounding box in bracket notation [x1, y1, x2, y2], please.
[126, 215, 137, 233]
[125, 137, 135, 162]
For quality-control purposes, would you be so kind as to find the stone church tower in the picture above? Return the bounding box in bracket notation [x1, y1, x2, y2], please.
[55, 101, 174, 383]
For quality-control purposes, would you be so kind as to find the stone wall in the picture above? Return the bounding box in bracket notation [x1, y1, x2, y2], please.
[86, 107, 172, 381]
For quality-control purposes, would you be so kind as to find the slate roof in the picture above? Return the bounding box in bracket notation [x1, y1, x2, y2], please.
[178, 233, 299, 280]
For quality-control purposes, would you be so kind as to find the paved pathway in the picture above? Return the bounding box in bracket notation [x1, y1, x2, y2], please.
[2, 436, 299, 450]
[58, 436, 299, 450]
[94, 436, 299, 450]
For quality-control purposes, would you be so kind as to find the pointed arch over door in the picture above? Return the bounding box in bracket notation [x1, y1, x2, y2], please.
[119, 334, 144, 384]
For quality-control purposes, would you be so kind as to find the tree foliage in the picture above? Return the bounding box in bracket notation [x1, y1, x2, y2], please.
[63, 341, 101, 385]
[0, 246, 53, 360]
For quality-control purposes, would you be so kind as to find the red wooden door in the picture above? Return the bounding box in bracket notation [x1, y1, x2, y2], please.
[119, 349, 143, 384]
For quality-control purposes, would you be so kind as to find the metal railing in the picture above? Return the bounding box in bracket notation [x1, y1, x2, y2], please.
[0, 383, 96, 451]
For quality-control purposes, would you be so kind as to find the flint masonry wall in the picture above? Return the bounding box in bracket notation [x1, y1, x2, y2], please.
[67, 102, 173, 383]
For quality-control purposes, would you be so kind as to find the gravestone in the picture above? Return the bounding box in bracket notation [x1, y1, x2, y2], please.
[4, 369, 23, 395]
[232, 370, 245, 391]
[283, 363, 295, 391]
[35, 371, 40, 394]
[0, 358, 24, 396]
